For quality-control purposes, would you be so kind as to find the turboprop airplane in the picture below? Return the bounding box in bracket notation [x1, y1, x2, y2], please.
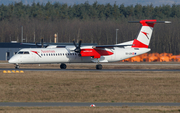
[8, 20, 171, 70]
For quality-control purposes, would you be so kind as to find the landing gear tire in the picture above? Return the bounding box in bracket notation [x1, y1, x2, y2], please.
[60, 63, 67, 69]
[15, 65, 19, 69]
[96, 64, 102, 70]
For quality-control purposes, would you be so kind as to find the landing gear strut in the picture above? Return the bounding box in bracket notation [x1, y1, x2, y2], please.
[15, 64, 19, 69]
[60, 63, 67, 69]
[96, 58, 102, 70]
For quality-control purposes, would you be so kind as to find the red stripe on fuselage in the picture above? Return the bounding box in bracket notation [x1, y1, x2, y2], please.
[132, 39, 148, 48]
[31, 51, 38, 54]
[80, 49, 113, 58]
[31, 51, 41, 57]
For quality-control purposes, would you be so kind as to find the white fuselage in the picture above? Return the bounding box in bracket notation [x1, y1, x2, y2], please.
[8, 46, 150, 64]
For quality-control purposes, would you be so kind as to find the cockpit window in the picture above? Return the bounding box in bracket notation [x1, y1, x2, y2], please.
[24, 51, 29, 54]
[18, 51, 24, 54]
[18, 51, 29, 54]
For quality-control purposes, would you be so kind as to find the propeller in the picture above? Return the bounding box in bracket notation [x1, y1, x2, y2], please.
[73, 40, 82, 54]
[41, 38, 44, 48]
[35, 38, 48, 48]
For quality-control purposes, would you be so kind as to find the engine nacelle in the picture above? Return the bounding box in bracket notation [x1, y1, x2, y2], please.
[80, 49, 113, 58]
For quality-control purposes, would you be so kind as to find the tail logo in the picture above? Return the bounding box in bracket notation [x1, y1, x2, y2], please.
[141, 31, 149, 39]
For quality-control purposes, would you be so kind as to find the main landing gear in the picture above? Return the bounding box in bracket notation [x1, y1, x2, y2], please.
[95, 58, 102, 70]
[59, 63, 102, 70]
[96, 64, 102, 70]
[60, 63, 67, 69]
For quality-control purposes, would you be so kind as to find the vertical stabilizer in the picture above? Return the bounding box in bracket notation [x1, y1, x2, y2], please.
[130, 20, 171, 48]
[131, 20, 157, 48]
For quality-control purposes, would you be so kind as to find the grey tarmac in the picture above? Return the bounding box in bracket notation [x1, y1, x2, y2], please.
[0, 102, 180, 107]
[1, 68, 180, 72]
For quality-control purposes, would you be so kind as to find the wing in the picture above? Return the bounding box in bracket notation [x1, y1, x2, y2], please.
[21, 43, 49, 48]
[92, 44, 132, 48]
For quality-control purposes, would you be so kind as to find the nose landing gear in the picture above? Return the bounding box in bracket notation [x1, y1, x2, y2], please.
[15, 64, 19, 69]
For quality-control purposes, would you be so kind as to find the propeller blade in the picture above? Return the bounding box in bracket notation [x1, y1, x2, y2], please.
[73, 40, 77, 48]
[41, 38, 44, 48]
[77, 40, 82, 53]
[73, 40, 82, 54]
[78, 40, 82, 48]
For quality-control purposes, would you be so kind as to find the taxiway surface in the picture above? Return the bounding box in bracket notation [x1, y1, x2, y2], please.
[1, 68, 180, 72]
[0, 102, 180, 107]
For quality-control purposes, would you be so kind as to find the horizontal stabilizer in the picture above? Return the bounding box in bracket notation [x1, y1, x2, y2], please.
[129, 20, 171, 24]
[92, 44, 132, 48]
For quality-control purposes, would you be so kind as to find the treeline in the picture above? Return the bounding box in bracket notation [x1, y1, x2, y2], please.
[0, 2, 180, 54]
[0, 1, 180, 20]
[1, 18, 180, 54]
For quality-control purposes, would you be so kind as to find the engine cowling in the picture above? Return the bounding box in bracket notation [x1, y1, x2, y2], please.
[80, 49, 113, 58]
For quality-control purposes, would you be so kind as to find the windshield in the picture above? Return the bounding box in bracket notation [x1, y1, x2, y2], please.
[18, 51, 29, 54]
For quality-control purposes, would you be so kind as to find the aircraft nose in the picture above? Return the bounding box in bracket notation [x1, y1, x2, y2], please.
[8, 57, 16, 64]
[8, 58, 13, 63]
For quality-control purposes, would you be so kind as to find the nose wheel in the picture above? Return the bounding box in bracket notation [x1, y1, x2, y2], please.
[60, 63, 67, 69]
[15, 65, 19, 69]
